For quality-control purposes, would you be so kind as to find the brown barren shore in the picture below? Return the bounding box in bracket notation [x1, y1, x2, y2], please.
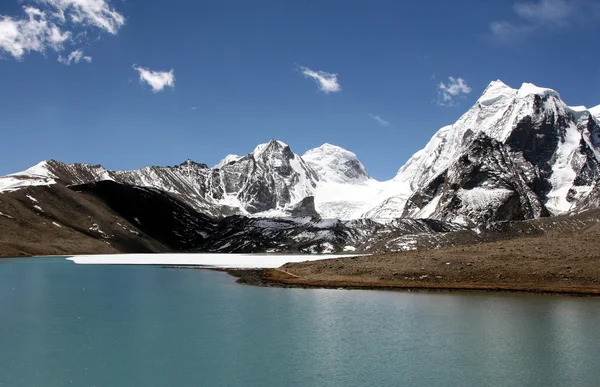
[225, 225, 600, 296]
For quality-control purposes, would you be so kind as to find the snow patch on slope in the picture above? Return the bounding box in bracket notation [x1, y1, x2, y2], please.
[589, 105, 600, 121]
[457, 188, 513, 211]
[15, 161, 57, 179]
[313, 180, 409, 220]
[214, 154, 241, 169]
[0, 176, 56, 193]
[546, 121, 582, 213]
[0, 212, 14, 219]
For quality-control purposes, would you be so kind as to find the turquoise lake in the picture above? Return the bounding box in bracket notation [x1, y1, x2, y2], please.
[1, 258, 600, 387]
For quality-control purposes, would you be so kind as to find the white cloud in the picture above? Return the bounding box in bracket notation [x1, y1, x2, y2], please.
[191, 106, 198, 110]
[58, 49, 91, 65]
[438, 77, 472, 106]
[300, 66, 341, 94]
[368, 114, 390, 127]
[513, 0, 574, 24]
[39, 0, 125, 34]
[133, 65, 175, 93]
[0, 0, 123, 60]
[489, 0, 599, 44]
[489, 21, 535, 44]
[0, 7, 69, 59]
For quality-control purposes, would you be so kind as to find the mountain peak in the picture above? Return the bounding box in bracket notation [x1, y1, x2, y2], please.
[303, 143, 370, 184]
[486, 79, 511, 91]
[252, 139, 289, 158]
[517, 82, 561, 100]
[16, 160, 57, 178]
[178, 160, 208, 169]
[213, 154, 241, 169]
[477, 80, 516, 105]
[477, 80, 562, 106]
[305, 142, 359, 153]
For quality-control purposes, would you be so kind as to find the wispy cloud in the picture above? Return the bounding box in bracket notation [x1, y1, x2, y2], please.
[0, 6, 70, 59]
[133, 65, 175, 93]
[40, 0, 125, 35]
[191, 106, 198, 111]
[58, 49, 91, 65]
[299, 66, 341, 94]
[489, 0, 599, 44]
[438, 77, 472, 106]
[368, 114, 390, 127]
[513, 0, 575, 24]
[0, 0, 123, 61]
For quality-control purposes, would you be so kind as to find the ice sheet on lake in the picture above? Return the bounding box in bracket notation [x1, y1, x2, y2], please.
[67, 253, 356, 269]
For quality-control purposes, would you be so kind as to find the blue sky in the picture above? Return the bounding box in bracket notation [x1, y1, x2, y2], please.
[1, 0, 600, 180]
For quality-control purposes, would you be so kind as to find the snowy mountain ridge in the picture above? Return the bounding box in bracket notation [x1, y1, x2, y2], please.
[3, 80, 600, 225]
[374, 80, 600, 223]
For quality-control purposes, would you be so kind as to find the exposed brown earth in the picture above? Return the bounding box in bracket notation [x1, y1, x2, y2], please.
[0, 184, 170, 258]
[228, 219, 600, 295]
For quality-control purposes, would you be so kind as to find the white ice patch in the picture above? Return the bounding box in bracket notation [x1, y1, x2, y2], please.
[34, 205, 44, 212]
[0, 176, 56, 193]
[287, 154, 315, 204]
[314, 179, 410, 220]
[67, 253, 361, 269]
[26, 195, 38, 203]
[412, 194, 442, 219]
[117, 222, 140, 235]
[52, 222, 62, 228]
[546, 122, 582, 214]
[320, 242, 335, 254]
[249, 209, 291, 219]
[90, 223, 109, 237]
[457, 188, 513, 211]
[0, 211, 15, 219]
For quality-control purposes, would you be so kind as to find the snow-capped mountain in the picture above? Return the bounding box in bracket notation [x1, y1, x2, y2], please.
[1, 140, 319, 218]
[2, 80, 600, 225]
[367, 80, 600, 224]
[301, 143, 401, 219]
[302, 143, 370, 184]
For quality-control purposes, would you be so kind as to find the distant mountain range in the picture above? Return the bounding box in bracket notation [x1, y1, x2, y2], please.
[2, 80, 600, 257]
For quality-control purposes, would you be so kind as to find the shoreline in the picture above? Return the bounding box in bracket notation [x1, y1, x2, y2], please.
[4, 251, 600, 298]
[221, 268, 600, 297]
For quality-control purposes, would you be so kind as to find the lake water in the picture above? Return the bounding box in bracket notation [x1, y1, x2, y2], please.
[1, 258, 600, 387]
